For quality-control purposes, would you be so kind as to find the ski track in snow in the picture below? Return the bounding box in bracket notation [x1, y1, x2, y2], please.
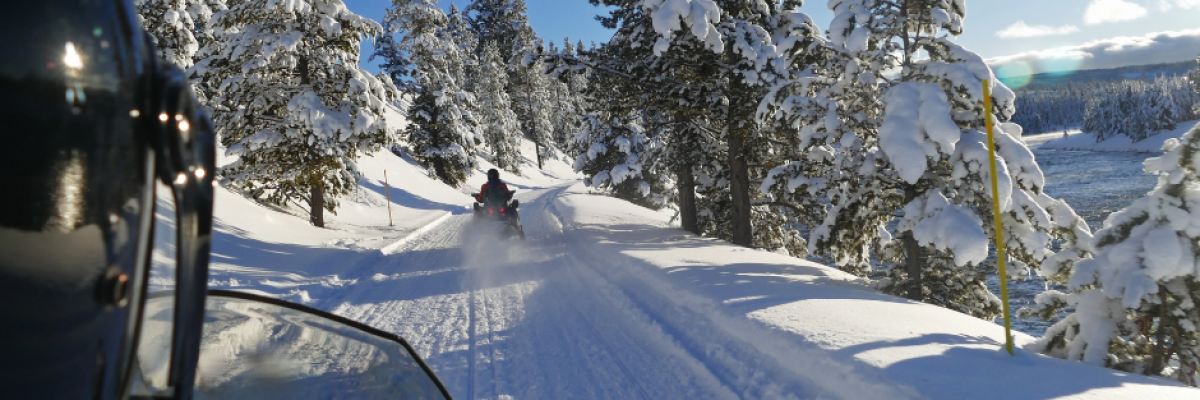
[328, 186, 747, 400]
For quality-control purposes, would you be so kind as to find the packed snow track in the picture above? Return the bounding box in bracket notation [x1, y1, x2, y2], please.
[329, 186, 747, 400]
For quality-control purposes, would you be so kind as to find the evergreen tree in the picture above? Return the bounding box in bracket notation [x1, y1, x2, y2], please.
[134, 0, 225, 70]
[1026, 125, 1200, 386]
[1084, 79, 1185, 144]
[574, 113, 672, 209]
[369, 18, 414, 92]
[135, 0, 228, 105]
[515, 52, 557, 168]
[465, 0, 551, 165]
[385, 0, 479, 186]
[548, 39, 592, 152]
[474, 42, 523, 172]
[570, 0, 818, 250]
[760, 0, 1084, 318]
[201, 0, 396, 227]
[1186, 58, 1200, 117]
[465, 0, 537, 65]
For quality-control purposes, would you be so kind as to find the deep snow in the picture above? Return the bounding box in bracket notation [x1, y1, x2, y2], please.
[151, 136, 1200, 399]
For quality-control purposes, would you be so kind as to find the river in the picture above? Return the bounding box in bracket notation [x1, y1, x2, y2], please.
[989, 143, 1161, 336]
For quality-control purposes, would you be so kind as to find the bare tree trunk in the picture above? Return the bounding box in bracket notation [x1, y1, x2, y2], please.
[903, 183, 923, 301]
[677, 160, 698, 234]
[1149, 290, 1170, 375]
[298, 55, 324, 227]
[432, 157, 447, 185]
[310, 180, 325, 228]
[535, 140, 544, 170]
[729, 129, 752, 247]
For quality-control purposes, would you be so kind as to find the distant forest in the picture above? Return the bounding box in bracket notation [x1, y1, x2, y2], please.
[1005, 60, 1200, 140]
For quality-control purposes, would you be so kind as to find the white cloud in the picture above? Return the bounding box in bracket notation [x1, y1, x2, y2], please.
[995, 21, 1080, 38]
[1084, 0, 1149, 24]
[1157, 0, 1200, 11]
[987, 28, 1200, 74]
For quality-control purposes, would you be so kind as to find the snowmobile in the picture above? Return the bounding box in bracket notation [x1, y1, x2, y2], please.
[471, 189, 526, 240]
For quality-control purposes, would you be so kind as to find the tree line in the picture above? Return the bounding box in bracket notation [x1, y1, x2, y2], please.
[1011, 71, 1199, 139]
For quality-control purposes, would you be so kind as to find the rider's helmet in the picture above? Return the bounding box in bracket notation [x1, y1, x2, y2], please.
[0, 1, 215, 399]
[488, 168, 500, 181]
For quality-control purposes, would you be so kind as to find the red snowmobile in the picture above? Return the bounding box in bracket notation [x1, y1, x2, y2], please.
[472, 185, 526, 240]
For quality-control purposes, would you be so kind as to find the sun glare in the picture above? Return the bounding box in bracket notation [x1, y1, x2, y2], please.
[63, 42, 83, 70]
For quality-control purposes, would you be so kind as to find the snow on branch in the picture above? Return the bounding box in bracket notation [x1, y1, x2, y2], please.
[641, 0, 723, 55]
[879, 82, 961, 184]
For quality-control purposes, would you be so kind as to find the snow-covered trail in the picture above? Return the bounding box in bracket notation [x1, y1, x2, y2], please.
[327, 185, 741, 400]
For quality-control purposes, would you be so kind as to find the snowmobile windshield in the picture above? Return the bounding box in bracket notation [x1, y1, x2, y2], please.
[182, 290, 453, 400]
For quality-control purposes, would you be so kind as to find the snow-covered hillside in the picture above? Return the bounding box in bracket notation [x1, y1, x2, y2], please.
[154, 139, 1199, 399]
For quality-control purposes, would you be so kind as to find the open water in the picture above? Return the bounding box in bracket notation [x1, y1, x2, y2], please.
[989, 147, 1160, 336]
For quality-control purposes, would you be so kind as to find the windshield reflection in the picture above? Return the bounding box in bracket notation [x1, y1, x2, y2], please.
[193, 293, 448, 400]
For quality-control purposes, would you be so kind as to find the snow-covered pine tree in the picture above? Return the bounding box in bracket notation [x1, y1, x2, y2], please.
[573, 112, 672, 209]
[1085, 79, 1183, 143]
[569, 0, 818, 250]
[134, 0, 224, 70]
[1083, 84, 1119, 142]
[545, 39, 588, 153]
[135, 0, 228, 105]
[760, 0, 1086, 318]
[519, 53, 558, 168]
[474, 41, 523, 173]
[1191, 57, 1200, 115]
[1141, 82, 1178, 142]
[465, 0, 537, 65]
[1027, 124, 1200, 386]
[550, 37, 685, 213]
[369, 17, 414, 92]
[202, 0, 396, 227]
[384, 0, 479, 186]
[465, 0, 554, 166]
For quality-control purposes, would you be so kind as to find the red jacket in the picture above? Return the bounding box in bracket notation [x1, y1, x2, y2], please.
[477, 180, 513, 202]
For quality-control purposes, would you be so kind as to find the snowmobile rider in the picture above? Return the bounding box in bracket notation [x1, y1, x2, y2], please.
[477, 168, 515, 204]
[475, 168, 520, 219]
[0, 1, 216, 399]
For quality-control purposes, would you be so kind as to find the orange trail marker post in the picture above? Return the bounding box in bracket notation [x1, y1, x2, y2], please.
[384, 170, 394, 227]
[983, 79, 1015, 356]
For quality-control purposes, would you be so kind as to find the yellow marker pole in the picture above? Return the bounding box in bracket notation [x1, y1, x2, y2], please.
[983, 79, 1015, 356]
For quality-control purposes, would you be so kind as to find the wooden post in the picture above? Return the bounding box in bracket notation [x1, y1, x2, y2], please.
[384, 170, 394, 226]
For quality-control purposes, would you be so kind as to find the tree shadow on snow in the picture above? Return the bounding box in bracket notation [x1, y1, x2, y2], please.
[356, 179, 466, 214]
[877, 340, 1188, 399]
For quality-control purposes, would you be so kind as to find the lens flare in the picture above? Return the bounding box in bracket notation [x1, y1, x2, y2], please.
[996, 62, 1034, 90]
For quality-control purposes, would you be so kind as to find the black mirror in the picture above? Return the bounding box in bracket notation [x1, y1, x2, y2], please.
[140, 290, 453, 399]
[511, 199, 520, 209]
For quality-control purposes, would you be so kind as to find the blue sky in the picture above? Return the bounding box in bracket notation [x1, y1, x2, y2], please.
[344, 0, 1200, 75]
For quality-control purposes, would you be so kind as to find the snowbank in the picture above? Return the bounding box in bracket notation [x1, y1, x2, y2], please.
[550, 184, 1197, 400]
[1034, 120, 1199, 152]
